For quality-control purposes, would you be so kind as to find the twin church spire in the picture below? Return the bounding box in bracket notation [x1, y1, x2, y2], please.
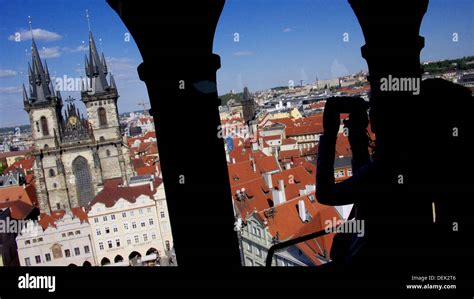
[23, 12, 116, 112]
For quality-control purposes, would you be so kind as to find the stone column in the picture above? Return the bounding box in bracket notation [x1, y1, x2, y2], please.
[107, 0, 242, 268]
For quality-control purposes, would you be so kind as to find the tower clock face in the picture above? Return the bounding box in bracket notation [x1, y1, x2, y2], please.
[68, 116, 78, 126]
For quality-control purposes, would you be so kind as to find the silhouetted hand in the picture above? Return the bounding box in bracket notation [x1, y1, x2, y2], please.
[323, 97, 368, 138]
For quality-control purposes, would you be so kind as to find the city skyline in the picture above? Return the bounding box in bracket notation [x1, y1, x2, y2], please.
[0, 0, 473, 127]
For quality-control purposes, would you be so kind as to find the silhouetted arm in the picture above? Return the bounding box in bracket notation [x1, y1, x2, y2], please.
[316, 97, 371, 206]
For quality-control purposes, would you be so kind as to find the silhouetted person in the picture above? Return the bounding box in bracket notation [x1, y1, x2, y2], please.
[317, 79, 473, 272]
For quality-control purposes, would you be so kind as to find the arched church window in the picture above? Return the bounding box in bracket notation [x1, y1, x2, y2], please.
[106, 149, 111, 157]
[40, 116, 49, 136]
[100, 136, 106, 142]
[98, 107, 107, 126]
[44, 144, 49, 151]
[72, 156, 94, 206]
[49, 169, 55, 177]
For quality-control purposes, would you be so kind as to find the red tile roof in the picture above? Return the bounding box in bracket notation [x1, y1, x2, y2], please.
[89, 178, 163, 209]
[0, 149, 32, 159]
[285, 124, 323, 137]
[270, 166, 315, 200]
[0, 184, 37, 219]
[227, 155, 280, 187]
[3, 158, 35, 174]
[281, 138, 297, 145]
[38, 207, 89, 230]
[0, 200, 34, 220]
[278, 149, 300, 161]
[257, 193, 341, 266]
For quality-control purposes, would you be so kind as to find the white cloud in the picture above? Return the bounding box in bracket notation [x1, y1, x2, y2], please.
[106, 57, 137, 80]
[64, 44, 88, 53]
[0, 69, 17, 78]
[233, 51, 254, 57]
[8, 28, 62, 42]
[283, 27, 293, 33]
[39, 46, 61, 58]
[0, 86, 22, 94]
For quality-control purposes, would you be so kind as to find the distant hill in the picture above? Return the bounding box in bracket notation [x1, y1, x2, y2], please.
[0, 124, 30, 134]
[219, 92, 243, 106]
[423, 56, 474, 75]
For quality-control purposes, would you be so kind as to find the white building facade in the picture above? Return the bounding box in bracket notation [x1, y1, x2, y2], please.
[16, 210, 96, 266]
[88, 181, 173, 266]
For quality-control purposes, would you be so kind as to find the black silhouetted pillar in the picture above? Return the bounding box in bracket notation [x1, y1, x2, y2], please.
[107, 0, 242, 268]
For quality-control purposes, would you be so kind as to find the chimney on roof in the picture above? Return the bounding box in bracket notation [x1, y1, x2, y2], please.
[305, 184, 316, 194]
[232, 157, 236, 164]
[250, 156, 256, 172]
[149, 179, 154, 192]
[263, 172, 273, 189]
[298, 200, 306, 222]
[272, 179, 286, 206]
[278, 179, 286, 198]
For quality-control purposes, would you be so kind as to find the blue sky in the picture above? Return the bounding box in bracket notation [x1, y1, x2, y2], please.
[0, 0, 472, 127]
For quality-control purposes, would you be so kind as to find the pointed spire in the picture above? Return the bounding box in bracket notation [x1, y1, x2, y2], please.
[49, 81, 56, 97]
[27, 17, 52, 103]
[85, 25, 109, 94]
[44, 60, 51, 84]
[101, 52, 107, 74]
[23, 84, 29, 104]
[29, 85, 35, 100]
[109, 73, 116, 90]
[28, 62, 34, 85]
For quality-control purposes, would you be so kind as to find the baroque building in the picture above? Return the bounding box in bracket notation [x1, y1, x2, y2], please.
[23, 31, 134, 214]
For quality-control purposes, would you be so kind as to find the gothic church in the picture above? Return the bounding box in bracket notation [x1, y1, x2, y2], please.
[23, 30, 134, 214]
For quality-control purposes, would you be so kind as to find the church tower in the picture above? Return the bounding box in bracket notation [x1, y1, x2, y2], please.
[24, 38, 63, 151]
[241, 86, 256, 124]
[24, 37, 69, 213]
[23, 18, 134, 214]
[81, 31, 133, 183]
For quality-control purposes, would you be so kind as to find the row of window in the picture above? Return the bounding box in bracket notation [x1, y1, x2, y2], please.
[294, 134, 319, 141]
[98, 233, 157, 251]
[24, 237, 44, 246]
[93, 207, 162, 224]
[244, 241, 264, 258]
[245, 257, 264, 267]
[96, 218, 156, 236]
[24, 245, 90, 265]
[62, 230, 82, 238]
[23, 229, 82, 246]
[334, 168, 352, 179]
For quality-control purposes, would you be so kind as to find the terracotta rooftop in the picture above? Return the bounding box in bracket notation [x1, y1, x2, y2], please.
[0, 184, 38, 219]
[89, 177, 163, 209]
